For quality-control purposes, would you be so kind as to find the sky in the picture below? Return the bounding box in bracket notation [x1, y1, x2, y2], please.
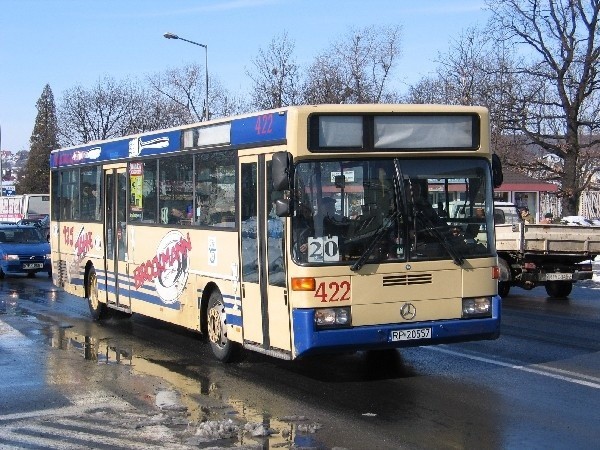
[0, 0, 490, 153]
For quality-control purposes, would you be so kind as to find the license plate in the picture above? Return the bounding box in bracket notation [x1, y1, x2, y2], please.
[545, 273, 572, 281]
[23, 263, 43, 269]
[390, 328, 432, 342]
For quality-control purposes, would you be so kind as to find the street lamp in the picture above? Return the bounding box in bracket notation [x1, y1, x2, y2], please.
[164, 32, 209, 121]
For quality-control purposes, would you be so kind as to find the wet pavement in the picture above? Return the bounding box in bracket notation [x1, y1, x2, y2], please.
[1, 274, 600, 449]
[0, 278, 334, 449]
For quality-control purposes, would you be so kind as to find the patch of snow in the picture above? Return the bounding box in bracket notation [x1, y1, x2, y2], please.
[559, 216, 600, 226]
[296, 422, 322, 433]
[187, 418, 239, 444]
[244, 422, 276, 437]
[155, 390, 187, 412]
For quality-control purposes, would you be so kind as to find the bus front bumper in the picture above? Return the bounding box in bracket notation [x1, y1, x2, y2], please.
[291, 296, 501, 358]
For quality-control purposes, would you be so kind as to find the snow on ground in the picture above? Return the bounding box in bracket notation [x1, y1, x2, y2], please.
[593, 255, 600, 285]
[560, 216, 600, 226]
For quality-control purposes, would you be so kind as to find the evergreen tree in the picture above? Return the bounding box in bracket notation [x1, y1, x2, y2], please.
[17, 84, 58, 194]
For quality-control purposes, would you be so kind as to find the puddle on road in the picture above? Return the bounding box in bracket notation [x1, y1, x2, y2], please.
[0, 282, 60, 315]
[43, 324, 328, 449]
[46, 324, 132, 365]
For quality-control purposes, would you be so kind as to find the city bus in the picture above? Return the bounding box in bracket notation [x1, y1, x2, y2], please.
[50, 104, 503, 362]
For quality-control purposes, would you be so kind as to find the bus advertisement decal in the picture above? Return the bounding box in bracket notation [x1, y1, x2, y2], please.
[133, 230, 192, 305]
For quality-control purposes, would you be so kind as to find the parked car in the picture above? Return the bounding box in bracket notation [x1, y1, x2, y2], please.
[0, 224, 52, 278]
[17, 215, 50, 241]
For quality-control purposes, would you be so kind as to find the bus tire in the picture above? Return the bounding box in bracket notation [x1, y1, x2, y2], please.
[87, 267, 111, 320]
[498, 281, 510, 298]
[207, 290, 238, 362]
[545, 280, 572, 298]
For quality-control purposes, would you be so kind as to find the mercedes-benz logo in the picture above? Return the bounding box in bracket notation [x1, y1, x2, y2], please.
[400, 302, 417, 320]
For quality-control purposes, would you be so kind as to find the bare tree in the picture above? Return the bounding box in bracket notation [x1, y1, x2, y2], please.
[303, 25, 401, 104]
[246, 32, 300, 110]
[406, 28, 521, 147]
[121, 87, 191, 135]
[149, 63, 248, 124]
[147, 64, 206, 123]
[58, 76, 142, 146]
[487, 0, 600, 215]
[206, 78, 250, 118]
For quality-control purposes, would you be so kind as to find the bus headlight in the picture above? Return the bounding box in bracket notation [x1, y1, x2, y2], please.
[462, 297, 492, 318]
[315, 307, 351, 329]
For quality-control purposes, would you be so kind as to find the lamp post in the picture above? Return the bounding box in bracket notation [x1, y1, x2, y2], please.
[164, 32, 209, 121]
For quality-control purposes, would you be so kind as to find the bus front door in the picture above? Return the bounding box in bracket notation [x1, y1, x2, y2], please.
[103, 166, 131, 311]
[239, 155, 291, 356]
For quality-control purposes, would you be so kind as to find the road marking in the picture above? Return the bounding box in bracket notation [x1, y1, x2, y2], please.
[0, 397, 130, 423]
[0, 396, 190, 450]
[427, 346, 600, 389]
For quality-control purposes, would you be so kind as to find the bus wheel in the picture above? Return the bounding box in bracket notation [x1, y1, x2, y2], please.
[87, 267, 111, 320]
[498, 281, 510, 298]
[545, 280, 572, 298]
[207, 291, 238, 362]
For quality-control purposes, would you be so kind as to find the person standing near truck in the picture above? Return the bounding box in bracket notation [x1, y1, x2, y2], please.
[540, 212, 554, 224]
[520, 207, 535, 224]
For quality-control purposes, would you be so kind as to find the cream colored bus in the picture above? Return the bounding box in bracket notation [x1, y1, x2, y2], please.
[50, 104, 502, 361]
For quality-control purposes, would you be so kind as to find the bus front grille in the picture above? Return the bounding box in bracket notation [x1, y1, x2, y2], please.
[382, 274, 432, 287]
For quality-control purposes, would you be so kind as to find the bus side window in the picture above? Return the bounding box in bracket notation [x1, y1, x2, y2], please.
[195, 150, 236, 228]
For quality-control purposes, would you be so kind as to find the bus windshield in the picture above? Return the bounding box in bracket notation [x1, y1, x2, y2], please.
[291, 158, 494, 266]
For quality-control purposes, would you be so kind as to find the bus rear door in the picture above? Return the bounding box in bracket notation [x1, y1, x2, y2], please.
[103, 166, 131, 311]
[239, 154, 291, 357]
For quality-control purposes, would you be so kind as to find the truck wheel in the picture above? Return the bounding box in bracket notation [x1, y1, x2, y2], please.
[545, 281, 572, 298]
[87, 267, 111, 320]
[498, 281, 510, 298]
[206, 290, 239, 362]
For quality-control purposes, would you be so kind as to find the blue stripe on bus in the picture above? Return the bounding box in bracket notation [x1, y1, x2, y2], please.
[197, 289, 243, 327]
[230, 112, 287, 146]
[50, 130, 182, 168]
[291, 296, 501, 358]
[80, 268, 180, 310]
[80, 270, 240, 317]
[223, 293, 242, 327]
[50, 111, 288, 169]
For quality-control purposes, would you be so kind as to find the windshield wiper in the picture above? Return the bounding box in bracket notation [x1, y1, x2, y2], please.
[350, 210, 401, 272]
[415, 212, 465, 266]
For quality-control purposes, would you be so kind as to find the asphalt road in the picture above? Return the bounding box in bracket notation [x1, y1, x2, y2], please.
[1, 274, 599, 449]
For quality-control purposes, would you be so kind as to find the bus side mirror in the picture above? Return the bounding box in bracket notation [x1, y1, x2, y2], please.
[275, 198, 290, 217]
[492, 154, 503, 188]
[272, 151, 293, 191]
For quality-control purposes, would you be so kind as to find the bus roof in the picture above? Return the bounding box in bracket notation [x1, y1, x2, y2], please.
[50, 104, 489, 169]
